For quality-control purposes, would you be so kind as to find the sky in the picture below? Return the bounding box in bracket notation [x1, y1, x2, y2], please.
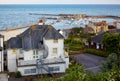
[0, 0, 120, 4]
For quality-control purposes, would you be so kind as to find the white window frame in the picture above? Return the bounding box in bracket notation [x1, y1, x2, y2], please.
[33, 50, 39, 59]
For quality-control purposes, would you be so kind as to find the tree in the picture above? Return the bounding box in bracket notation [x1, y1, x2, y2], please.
[102, 33, 120, 71]
[102, 33, 120, 54]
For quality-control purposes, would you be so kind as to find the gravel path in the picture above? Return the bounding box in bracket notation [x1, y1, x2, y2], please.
[71, 53, 107, 73]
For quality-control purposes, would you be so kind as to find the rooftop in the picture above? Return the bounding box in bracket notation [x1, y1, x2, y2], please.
[7, 25, 64, 50]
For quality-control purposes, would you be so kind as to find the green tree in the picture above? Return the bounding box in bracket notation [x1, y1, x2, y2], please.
[102, 33, 120, 70]
[102, 33, 120, 54]
[102, 33, 120, 61]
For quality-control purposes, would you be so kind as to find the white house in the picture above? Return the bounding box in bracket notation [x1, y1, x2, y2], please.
[7, 23, 69, 76]
[59, 29, 72, 39]
[0, 34, 4, 72]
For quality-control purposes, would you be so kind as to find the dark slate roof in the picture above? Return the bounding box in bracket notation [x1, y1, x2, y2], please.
[92, 33, 105, 43]
[91, 29, 120, 43]
[44, 25, 64, 39]
[7, 25, 64, 50]
[7, 37, 22, 49]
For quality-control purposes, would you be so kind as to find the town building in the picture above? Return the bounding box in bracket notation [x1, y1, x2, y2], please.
[86, 29, 120, 50]
[7, 23, 69, 76]
[59, 29, 72, 39]
[86, 21, 108, 34]
[0, 34, 4, 72]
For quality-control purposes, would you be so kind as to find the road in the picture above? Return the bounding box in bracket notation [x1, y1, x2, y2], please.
[70, 53, 107, 73]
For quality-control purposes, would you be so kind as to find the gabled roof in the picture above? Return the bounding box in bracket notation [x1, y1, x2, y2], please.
[92, 33, 105, 43]
[44, 26, 64, 39]
[91, 29, 120, 44]
[7, 37, 22, 49]
[7, 25, 64, 50]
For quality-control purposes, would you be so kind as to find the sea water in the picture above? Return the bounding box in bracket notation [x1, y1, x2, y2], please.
[0, 4, 120, 29]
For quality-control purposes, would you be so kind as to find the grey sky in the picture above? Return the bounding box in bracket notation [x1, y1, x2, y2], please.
[0, 0, 120, 4]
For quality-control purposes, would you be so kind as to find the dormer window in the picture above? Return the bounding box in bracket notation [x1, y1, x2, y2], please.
[53, 39, 58, 43]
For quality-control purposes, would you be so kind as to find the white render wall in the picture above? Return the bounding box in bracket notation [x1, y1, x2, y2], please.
[7, 49, 17, 72]
[0, 51, 4, 72]
[0, 37, 4, 72]
[64, 57, 69, 68]
[7, 38, 69, 75]
[7, 49, 43, 72]
[117, 22, 120, 29]
[18, 63, 66, 76]
[43, 38, 64, 59]
[23, 50, 43, 61]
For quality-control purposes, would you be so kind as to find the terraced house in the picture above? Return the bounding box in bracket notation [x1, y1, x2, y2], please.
[7, 22, 69, 76]
[86, 21, 108, 34]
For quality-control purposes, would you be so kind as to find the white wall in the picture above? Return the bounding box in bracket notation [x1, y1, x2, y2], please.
[64, 57, 69, 68]
[18, 63, 66, 76]
[23, 50, 43, 60]
[0, 37, 4, 72]
[7, 49, 17, 72]
[117, 22, 120, 29]
[7, 49, 43, 72]
[43, 38, 64, 59]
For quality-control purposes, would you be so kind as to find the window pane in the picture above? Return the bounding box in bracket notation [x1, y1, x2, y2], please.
[49, 66, 59, 72]
[33, 56, 35, 58]
[36, 50, 38, 55]
[31, 69, 36, 73]
[33, 50, 39, 59]
[24, 69, 30, 74]
[33, 50, 35, 55]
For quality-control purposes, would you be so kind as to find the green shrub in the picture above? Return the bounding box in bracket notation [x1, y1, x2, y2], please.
[84, 48, 109, 57]
[15, 71, 22, 78]
[100, 53, 120, 72]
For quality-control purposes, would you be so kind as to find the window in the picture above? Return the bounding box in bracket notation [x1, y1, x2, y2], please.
[24, 68, 36, 74]
[49, 66, 60, 72]
[20, 49, 24, 54]
[91, 42, 93, 45]
[33, 50, 39, 59]
[53, 48, 57, 54]
[53, 39, 58, 43]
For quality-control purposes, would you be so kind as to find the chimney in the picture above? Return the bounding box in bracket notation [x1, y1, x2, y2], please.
[38, 19, 45, 25]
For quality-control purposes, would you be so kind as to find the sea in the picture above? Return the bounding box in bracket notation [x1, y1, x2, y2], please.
[0, 4, 120, 29]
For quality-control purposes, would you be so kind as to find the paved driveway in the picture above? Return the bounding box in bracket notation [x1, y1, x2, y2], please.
[71, 53, 107, 73]
[0, 73, 8, 81]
